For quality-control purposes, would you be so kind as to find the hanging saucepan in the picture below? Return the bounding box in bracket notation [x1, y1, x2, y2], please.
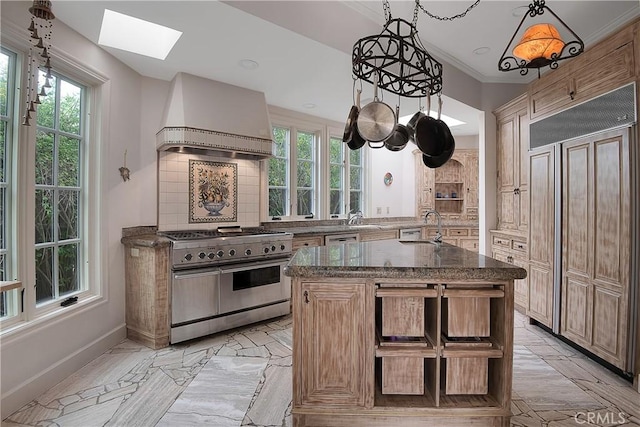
[422, 137, 455, 168]
[356, 74, 396, 143]
[414, 93, 447, 157]
[343, 81, 360, 143]
[384, 104, 409, 151]
[435, 93, 455, 154]
[407, 96, 426, 144]
[422, 95, 455, 168]
[347, 89, 366, 150]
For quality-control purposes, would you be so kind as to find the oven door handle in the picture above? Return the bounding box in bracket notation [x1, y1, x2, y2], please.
[173, 270, 221, 280]
[219, 259, 287, 275]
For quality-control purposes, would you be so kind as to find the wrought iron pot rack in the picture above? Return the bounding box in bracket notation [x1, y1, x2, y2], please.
[352, 16, 442, 98]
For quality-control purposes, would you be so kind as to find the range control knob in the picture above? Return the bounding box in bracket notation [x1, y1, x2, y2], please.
[184, 253, 193, 261]
[271, 245, 276, 252]
[208, 253, 215, 259]
[229, 249, 236, 256]
[198, 252, 206, 259]
[280, 244, 286, 251]
[264, 247, 270, 254]
[217, 250, 224, 258]
[245, 249, 252, 256]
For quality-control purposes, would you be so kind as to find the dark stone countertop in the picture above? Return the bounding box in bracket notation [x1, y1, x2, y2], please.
[284, 239, 526, 281]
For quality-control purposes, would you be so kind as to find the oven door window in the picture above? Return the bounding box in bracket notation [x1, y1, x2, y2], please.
[233, 265, 280, 290]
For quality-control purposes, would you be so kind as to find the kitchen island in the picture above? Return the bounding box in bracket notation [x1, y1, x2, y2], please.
[284, 239, 526, 427]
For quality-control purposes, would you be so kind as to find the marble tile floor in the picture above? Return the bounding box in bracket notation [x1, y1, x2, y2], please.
[3, 311, 639, 427]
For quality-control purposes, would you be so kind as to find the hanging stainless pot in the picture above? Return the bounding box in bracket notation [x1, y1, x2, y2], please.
[357, 75, 396, 143]
[414, 94, 447, 157]
[384, 105, 409, 151]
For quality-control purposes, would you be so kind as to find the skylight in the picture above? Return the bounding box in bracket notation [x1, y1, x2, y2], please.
[98, 9, 182, 60]
[399, 113, 465, 128]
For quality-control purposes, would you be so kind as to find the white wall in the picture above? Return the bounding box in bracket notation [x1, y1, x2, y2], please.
[0, 3, 147, 418]
[368, 143, 416, 218]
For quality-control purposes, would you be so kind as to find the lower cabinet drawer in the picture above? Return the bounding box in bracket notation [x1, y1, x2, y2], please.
[444, 357, 488, 395]
[459, 239, 479, 252]
[292, 236, 323, 250]
[382, 357, 424, 395]
[449, 228, 469, 237]
[492, 236, 510, 248]
[442, 297, 490, 337]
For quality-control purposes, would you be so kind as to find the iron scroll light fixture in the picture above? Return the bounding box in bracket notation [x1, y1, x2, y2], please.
[498, 0, 584, 77]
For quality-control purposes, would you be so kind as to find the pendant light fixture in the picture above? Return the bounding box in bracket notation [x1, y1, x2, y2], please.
[498, 0, 584, 77]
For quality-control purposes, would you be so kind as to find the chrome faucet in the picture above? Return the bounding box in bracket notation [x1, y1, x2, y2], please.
[348, 210, 364, 225]
[424, 209, 443, 243]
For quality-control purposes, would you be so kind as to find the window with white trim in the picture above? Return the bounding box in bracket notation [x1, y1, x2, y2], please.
[1, 43, 95, 328]
[0, 48, 16, 320]
[34, 70, 85, 307]
[268, 125, 318, 218]
[328, 135, 365, 216]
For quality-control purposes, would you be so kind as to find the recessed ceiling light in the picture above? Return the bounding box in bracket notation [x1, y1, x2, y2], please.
[239, 59, 259, 70]
[98, 9, 182, 60]
[473, 47, 491, 55]
[302, 103, 316, 109]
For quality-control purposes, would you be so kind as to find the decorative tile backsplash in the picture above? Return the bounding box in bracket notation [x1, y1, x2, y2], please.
[158, 151, 261, 231]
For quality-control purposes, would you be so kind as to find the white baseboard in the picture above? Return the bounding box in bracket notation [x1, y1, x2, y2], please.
[1, 324, 127, 420]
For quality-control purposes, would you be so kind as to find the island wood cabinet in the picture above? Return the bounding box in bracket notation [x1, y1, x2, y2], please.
[297, 281, 370, 406]
[414, 149, 479, 221]
[494, 94, 529, 234]
[528, 23, 636, 121]
[292, 277, 514, 426]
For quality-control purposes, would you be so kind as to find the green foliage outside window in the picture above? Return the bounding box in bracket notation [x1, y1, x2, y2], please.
[34, 72, 83, 304]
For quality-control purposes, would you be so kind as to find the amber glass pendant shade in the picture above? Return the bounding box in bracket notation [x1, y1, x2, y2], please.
[513, 23, 565, 62]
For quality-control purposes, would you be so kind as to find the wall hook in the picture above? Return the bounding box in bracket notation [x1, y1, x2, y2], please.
[119, 149, 131, 181]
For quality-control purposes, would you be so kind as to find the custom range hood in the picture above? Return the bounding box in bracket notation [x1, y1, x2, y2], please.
[156, 72, 273, 159]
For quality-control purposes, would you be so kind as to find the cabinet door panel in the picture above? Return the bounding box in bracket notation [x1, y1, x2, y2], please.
[499, 191, 516, 230]
[528, 264, 553, 327]
[593, 138, 623, 284]
[563, 143, 591, 277]
[561, 277, 591, 345]
[498, 119, 516, 191]
[573, 42, 634, 102]
[592, 286, 623, 364]
[530, 78, 573, 120]
[528, 148, 554, 266]
[518, 189, 528, 232]
[300, 282, 366, 406]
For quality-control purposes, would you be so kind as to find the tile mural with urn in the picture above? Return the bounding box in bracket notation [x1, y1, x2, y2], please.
[189, 160, 237, 223]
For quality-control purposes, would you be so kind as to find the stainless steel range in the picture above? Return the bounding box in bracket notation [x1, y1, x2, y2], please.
[159, 227, 293, 344]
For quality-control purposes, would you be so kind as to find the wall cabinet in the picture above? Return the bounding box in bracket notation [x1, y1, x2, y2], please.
[494, 94, 529, 234]
[560, 130, 631, 370]
[529, 26, 636, 121]
[414, 149, 479, 221]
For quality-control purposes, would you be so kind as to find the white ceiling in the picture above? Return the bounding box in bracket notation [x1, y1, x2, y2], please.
[50, 1, 640, 136]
